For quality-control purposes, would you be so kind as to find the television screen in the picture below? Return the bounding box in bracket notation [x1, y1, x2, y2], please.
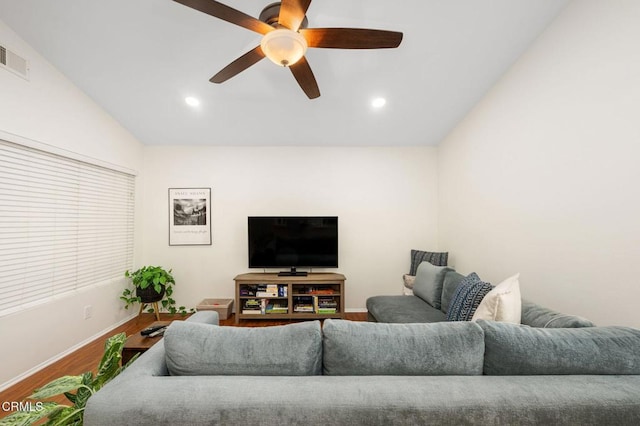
[248, 216, 338, 269]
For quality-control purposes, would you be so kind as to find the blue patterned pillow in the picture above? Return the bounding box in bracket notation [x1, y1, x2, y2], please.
[446, 273, 493, 322]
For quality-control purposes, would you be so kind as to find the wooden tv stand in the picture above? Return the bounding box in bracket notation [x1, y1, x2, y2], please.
[234, 273, 345, 324]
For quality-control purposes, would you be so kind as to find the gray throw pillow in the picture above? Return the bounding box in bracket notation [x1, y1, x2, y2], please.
[520, 299, 594, 328]
[164, 320, 322, 376]
[479, 320, 640, 375]
[410, 249, 449, 275]
[412, 261, 453, 309]
[322, 319, 484, 376]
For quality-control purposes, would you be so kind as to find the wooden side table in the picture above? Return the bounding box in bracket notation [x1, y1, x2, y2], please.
[122, 321, 171, 364]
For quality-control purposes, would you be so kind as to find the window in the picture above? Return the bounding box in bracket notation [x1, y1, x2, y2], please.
[0, 139, 135, 316]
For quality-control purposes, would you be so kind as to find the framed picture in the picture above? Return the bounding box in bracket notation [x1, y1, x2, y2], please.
[169, 188, 212, 246]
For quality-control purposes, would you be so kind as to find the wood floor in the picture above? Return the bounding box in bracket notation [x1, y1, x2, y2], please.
[0, 312, 367, 419]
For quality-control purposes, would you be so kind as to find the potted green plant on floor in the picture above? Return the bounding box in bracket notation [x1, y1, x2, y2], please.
[0, 333, 136, 426]
[120, 265, 191, 315]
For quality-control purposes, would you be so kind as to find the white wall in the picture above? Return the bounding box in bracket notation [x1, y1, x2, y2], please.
[438, 0, 640, 327]
[141, 146, 439, 311]
[0, 19, 144, 389]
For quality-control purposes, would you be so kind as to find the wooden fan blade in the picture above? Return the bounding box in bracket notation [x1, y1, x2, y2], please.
[300, 28, 403, 49]
[279, 0, 312, 31]
[289, 57, 320, 99]
[210, 46, 265, 83]
[173, 0, 274, 35]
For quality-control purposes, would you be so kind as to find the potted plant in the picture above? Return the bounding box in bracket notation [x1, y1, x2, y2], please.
[0, 333, 136, 426]
[121, 266, 190, 315]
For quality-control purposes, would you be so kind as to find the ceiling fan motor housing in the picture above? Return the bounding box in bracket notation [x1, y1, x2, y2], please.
[259, 2, 308, 29]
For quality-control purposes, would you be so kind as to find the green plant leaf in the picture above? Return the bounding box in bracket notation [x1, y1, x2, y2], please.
[92, 333, 126, 390]
[29, 376, 83, 400]
[0, 402, 66, 426]
[43, 406, 83, 426]
[67, 372, 93, 409]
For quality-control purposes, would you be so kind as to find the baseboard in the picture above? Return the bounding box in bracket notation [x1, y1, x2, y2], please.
[345, 308, 367, 313]
[0, 313, 137, 393]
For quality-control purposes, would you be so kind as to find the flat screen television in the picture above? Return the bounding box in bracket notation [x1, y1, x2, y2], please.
[248, 216, 338, 276]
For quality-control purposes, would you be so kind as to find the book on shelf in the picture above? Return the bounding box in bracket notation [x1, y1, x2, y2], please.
[243, 299, 262, 314]
[309, 289, 335, 295]
[317, 296, 337, 307]
[256, 291, 278, 297]
[239, 287, 256, 296]
[293, 295, 313, 313]
[256, 284, 279, 297]
[312, 295, 338, 313]
[278, 285, 287, 297]
[294, 304, 314, 313]
[265, 301, 288, 314]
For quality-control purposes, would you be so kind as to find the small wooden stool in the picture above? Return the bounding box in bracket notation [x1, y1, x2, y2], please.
[139, 302, 161, 321]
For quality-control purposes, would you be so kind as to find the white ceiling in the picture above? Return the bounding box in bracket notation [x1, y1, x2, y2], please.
[0, 0, 568, 146]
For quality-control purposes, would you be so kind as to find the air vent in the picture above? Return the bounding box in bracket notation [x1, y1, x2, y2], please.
[0, 44, 29, 80]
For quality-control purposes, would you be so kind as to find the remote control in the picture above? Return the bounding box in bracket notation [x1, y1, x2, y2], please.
[141, 325, 165, 336]
[148, 327, 167, 338]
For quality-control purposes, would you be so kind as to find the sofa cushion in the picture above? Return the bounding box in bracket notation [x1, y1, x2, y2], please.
[521, 299, 594, 328]
[472, 273, 521, 323]
[164, 320, 322, 376]
[409, 249, 448, 275]
[322, 319, 485, 376]
[479, 320, 640, 375]
[440, 271, 465, 315]
[366, 295, 447, 323]
[412, 261, 453, 309]
[446, 273, 493, 321]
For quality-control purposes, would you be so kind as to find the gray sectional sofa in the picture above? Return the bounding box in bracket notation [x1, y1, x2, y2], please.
[84, 310, 640, 425]
[367, 269, 595, 328]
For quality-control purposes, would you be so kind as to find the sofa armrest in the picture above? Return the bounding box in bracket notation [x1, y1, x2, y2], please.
[186, 310, 219, 325]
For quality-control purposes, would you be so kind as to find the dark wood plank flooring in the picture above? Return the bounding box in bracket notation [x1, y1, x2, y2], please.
[0, 312, 367, 419]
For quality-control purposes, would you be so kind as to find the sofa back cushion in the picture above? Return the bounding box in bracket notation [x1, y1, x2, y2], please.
[440, 271, 465, 314]
[521, 299, 594, 328]
[322, 319, 484, 376]
[164, 321, 322, 376]
[412, 261, 453, 309]
[479, 320, 640, 375]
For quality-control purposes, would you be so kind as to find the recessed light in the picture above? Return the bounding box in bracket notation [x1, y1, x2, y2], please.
[371, 97, 386, 108]
[185, 96, 200, 107]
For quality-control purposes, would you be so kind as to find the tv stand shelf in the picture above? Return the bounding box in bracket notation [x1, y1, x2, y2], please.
[234, 273, 345, 324]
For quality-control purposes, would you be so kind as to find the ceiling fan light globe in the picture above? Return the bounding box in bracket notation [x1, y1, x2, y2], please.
[260, 29, 308, 67]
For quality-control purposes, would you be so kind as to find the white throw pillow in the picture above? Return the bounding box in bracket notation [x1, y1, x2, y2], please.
[402, 274, 416, 289]
[471, 273, 521, 323]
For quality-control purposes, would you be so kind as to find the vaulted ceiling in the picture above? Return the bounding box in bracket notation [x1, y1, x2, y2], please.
[0, 0, 568, 146]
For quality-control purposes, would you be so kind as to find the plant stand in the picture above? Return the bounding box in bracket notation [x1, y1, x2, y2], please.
[139, 302, 161, 321]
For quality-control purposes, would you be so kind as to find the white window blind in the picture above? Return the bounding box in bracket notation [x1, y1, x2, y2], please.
[0, 139, 135, 316]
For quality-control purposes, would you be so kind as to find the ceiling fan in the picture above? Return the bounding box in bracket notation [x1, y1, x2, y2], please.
[173, 0, 403, 99]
